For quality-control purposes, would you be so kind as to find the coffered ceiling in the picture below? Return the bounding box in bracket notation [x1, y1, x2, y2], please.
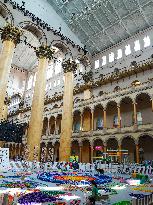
[48, 0, 153, 54]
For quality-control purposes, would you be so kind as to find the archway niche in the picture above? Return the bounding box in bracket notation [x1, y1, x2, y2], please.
[139, 135, 153, 161]
[120, 97, 133, 127]
[42, 117, 48, 135]
[93, 139, 103, 157]
[94, 105, 103, 130]
[107, 138, 118, 162]
[71, 140, 79, 157]
[82, 108, 91, 131]
[82, 140, 90, 163]
[46, 142, 54, 162]
[136, 93, 152, 125]
[54, 142, 60, 162]
[56, 114, 62, 134]
[49, 116, 55, 134]
[106, 101, 117, 128]
[121, 136, 136, 163]
[40, 142, 46, 162]
[73, 111, 81, 132]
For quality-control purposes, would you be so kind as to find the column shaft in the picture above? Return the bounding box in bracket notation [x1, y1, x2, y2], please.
[103, 109, 107, 129]
[91, 111, 94, 131]
[90, 146, 93, 163]
[79, 146, 82, 162]
[27, 58, 48, 161]
[136, 144, 140, 164]
[133, 103, 137, 125]
[118, 144, 122, 163]
[117, 106, 121, 128]
[54, 119, 57, 135]
[59, 72, 74, 161]
[80, 114, 83, 131]
[0, 41, 15, 119]
[47, 119, 50, 135]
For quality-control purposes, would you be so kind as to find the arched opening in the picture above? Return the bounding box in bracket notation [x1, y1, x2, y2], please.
[46, 142, 54, 162]
[82, 108, 91, 131]
[94, 105, 103, 130]
[82, 140, 90, 163]
[0, 3, 13, 25]
[71, 140, 79, 159]
[16, 144, 20, 158]
[56, 114, 62, 134]
[13, 29, 40, 70]
[139, 135, 153, 161]
[121, 136, 136, 163]
[107, 138, 118, 162]
[120, 97, 133, 127]
[49, 116, 55, 134]
[42, 117, 48, 135]
[52, 40, 69, 54]
[9, 144, 12, 159]
[40, 142, 46, 162]
[106, 101, 118, 128]
[73, 111, 81, 132]
[136, 93, 152, 125]
[54, 141, 60, 162]
[93, 139, 103, 158]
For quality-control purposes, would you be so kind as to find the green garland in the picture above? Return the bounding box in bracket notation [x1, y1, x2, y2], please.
[112, 201, 131, 205]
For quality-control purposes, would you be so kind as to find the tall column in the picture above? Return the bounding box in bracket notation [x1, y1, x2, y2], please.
[79, 143, 82, 162]
[90, 143, 94, 163]
[47, 118, 50, 135]
[136, 143, 140, 164]
[151, 99, 153, 112]
[0, 25, 21, 119]
[103, 108, 107, 129]
[133, 102, 137, 126]
[117, 105, 121, 128]
[118, 143, 122, 163]
[54, 117, 57, 135]
[91, 108, 94, 131]
[59, 59, 77, 162]
[27, 45, 54, 161]
[103, 142, 107, 154]
[80, 111, 83, 131]
[0, 95, 10, 120]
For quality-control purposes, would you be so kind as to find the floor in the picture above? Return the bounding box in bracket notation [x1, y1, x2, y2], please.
[0, 167, 153, 204]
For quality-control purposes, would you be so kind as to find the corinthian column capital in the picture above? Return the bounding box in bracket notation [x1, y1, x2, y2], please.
[35, 45, 55, 60]
[1, 24, 22, 45]
[62, 58, 77, 73]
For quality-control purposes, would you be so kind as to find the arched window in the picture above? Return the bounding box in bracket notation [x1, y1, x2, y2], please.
[144, 36, 150, 47]
[109, 52, 114, 62]
[74, 122, 80, 132]
[125, 44, 131, 55]
[54, 81, 56, 87]
[96, 116, 103, 130]
[134, 40, 140, 51]
[102, 56, 106, 66]
[47, 62, 53, 79]
[95, 60, 99, 69]
[55, 57, 62, 74]
[27, 75, 33, 90]
[117, 49, 122, 59]
[57, 79, 60, 85]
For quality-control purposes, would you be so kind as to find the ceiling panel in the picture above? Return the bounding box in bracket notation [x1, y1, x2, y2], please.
[47, 0, 153, 54]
